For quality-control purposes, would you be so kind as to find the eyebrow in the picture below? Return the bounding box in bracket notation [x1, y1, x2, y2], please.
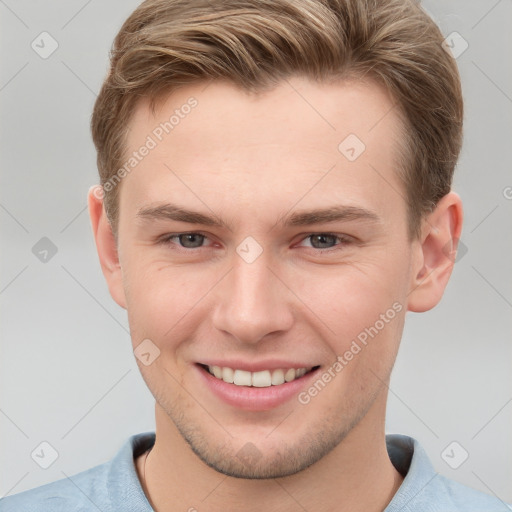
[136, 203, 381, 229]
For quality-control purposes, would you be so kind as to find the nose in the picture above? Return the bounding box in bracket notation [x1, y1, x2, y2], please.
[211, 249, 294, 345]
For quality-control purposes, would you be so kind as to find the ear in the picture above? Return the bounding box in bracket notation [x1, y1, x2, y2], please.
[407, 191, 463, 312]
[88, 186, 127, 309]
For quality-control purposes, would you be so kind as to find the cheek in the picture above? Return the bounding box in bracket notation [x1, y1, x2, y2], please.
[296, 270, 406, 411]
[289, 260, 407, 346]
[123, 257, 218, 345]
[122, 241, 411, 356]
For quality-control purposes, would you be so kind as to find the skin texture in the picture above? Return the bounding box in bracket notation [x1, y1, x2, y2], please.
[89, 76, 463, 512]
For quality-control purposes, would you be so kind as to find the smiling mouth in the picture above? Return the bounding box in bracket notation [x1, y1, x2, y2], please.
[199, 364, 320, 387]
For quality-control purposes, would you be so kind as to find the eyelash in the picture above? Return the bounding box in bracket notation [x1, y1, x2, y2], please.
[157, 232, 352, 252]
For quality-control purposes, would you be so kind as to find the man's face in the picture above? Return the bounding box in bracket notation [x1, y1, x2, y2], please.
[113, 77, 421, 478]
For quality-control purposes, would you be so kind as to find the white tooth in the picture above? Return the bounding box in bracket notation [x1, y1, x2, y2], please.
[212, 365, 222, 379]
[222, 367, 234, 383]
[271, 369, 285, 385]
[296, 368, 306, 378]
[252, 370, 272, 387]
[284, 368, 296, 382]
[233, 369, 252, 386]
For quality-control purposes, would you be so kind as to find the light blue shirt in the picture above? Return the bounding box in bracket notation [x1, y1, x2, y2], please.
[1, 432, 508, 511]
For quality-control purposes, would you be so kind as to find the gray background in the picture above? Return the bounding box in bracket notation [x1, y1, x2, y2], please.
[1, 0, 511, 503]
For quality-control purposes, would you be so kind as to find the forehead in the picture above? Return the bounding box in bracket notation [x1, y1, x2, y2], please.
[121, 77, 405, 226]
[128, 76, 400, 151]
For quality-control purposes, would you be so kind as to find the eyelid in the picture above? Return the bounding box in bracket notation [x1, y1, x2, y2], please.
[158, 231, 353, 252]
[295, 232, 353, 250]
[157, 231, 215, 248]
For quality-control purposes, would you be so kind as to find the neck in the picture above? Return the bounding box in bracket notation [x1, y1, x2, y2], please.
[136, 399, 403, 512]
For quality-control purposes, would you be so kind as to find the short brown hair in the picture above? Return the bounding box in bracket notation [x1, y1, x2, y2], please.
[91, 0, 463, 238]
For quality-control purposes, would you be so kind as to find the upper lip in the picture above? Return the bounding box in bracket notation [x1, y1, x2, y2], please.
[197, 360, 319, 372]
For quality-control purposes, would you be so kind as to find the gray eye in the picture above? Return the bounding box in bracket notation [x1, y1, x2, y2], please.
[178, 233, 205, 248]
[309, 234, 337, 249]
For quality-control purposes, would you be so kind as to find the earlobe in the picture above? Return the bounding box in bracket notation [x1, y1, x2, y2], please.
[88, 186, 127, 309]
[407, 191, 463, 313]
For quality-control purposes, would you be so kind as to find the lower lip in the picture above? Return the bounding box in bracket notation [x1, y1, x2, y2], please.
[196, 365, 320, 411]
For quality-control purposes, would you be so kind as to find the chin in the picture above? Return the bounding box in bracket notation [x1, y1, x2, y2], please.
[169, 405, 360, 479]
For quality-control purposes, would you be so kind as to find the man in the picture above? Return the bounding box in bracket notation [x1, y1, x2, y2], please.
[1, 0, 507, 510]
